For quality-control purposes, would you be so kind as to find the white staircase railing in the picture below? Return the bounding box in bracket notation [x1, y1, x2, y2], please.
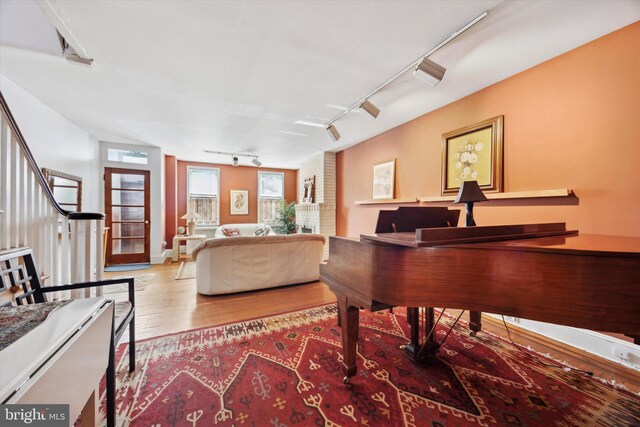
[0, 91, 104, 299]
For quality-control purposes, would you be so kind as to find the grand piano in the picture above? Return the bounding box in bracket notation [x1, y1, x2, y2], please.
[319, 207, 640, 381]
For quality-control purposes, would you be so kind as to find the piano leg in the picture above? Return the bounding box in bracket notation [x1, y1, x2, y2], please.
[405, 307, 439, 361]
[469, 311, 482, 337]
[337, 295, 359, 382]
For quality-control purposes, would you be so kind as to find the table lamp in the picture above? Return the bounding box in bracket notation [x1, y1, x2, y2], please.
[453, 180, 487, 226]
[181, 212, 200, 235]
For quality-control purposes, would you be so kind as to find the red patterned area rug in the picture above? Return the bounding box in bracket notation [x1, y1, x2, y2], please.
[105, 305, 639, 426]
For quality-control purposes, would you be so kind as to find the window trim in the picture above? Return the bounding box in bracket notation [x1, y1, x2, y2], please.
[258, 171, 285, 224]
[187, 166, 220, 225]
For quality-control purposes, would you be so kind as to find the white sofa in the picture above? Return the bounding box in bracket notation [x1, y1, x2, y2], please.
[193, 233, 325, 295]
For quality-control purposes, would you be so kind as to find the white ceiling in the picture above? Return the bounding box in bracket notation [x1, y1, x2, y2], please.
[1, 0, 639, 169]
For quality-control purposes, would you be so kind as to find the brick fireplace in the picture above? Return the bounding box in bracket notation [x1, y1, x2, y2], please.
[295, 152, 336, 259]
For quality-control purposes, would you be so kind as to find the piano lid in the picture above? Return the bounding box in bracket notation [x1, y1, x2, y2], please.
[363, 222, 577, 248]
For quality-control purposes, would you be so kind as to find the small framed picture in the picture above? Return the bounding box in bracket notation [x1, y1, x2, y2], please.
[372, 159, 395, 200]
[230, 190, 249, 215]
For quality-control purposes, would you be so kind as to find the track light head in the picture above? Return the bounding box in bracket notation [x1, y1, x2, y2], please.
[232, 156, 239, 167]
[252, 158, 262, 167]
[326, 124, 340, 142]
[414, 58, 446, 86]
[359, 100, 380, 119]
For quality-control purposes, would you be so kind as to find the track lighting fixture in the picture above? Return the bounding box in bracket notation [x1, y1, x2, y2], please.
[414, 58, 446, 86]
[326, 124, 341, 142]
[359, 100, 380, 119]
[203, 150, 262, 167]
[321, 11, 487, 141]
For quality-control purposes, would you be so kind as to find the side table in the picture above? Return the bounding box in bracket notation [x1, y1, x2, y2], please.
[173, 234, 207, 280]
[172, 234, 207, 262]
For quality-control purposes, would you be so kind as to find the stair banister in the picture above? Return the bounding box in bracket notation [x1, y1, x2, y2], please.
[0, 90, 105, 299]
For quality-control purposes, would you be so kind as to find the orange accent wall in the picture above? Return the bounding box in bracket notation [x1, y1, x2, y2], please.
[337, 22, 640, 239]
[176, 161, 297, 229]
[164, 155, 178, 249]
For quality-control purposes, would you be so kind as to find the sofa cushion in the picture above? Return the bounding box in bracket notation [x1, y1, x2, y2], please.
[214, 223, 277, 238]
[222, 227, 241, 237]
[193, 234, 325, 260]
[254, 224, 272, 237]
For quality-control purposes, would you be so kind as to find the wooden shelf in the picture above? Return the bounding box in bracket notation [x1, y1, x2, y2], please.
[419, 188, 573, 203]
[354, 198, 419, 205]
[354, 189, 573, 205]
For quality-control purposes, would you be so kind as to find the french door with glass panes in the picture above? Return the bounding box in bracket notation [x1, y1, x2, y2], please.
[104, 168, 150, 265]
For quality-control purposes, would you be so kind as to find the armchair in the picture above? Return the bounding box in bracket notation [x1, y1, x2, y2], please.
[0, 247, 135, 427]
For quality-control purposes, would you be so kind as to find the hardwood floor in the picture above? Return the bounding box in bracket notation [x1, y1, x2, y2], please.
[106, 262, 639, 394]
[105, 262, 335, 340]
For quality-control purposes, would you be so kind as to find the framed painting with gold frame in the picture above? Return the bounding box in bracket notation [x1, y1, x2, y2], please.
[372, 159, 396, 200]
[441, 115, 503, 195]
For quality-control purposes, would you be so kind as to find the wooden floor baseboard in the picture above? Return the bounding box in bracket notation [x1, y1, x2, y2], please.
[478, 313, 639, 394]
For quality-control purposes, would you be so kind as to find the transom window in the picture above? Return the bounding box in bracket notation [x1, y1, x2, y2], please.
[187, 167, 219, 225]
[258, 172, 284, 224]
[107, 148, 148, 165]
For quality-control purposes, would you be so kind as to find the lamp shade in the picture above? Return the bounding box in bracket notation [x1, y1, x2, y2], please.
[181, 212, 200, 220]
[454, 180, 488, 204]
[182, 212, 199, 235]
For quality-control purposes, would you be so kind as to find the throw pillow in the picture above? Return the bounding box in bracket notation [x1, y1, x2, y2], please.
[223, 227, 242, 237]
[254, 225, 272, 237]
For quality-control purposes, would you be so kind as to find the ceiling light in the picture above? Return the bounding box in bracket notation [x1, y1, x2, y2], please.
[414, 58, 446, 86]
[204, 150, 262, 167]
[326, 125, 340, 142]
[325, 104, 349, 111]
[359, 100, 380, 119]
[322, 11, 487, 135]
[278, 130, 308, 137]
[294, 119, 326, 128]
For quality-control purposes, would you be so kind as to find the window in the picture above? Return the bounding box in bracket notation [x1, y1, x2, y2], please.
[107, 148, 148, 165]
[187, 167, 219, 225]
[258, 172, 284, 224]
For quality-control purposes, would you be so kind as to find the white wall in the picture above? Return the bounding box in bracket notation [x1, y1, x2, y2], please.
[100, 141, 165, 264]
[0, 74, 101, 211]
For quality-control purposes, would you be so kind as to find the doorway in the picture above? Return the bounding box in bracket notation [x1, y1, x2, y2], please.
[104, 167, 150, 265]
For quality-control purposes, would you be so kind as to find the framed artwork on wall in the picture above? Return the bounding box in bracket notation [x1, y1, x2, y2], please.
[441, 115, 503, 195]
[230, 189, 249, 215]
[372, 159, 396, 200]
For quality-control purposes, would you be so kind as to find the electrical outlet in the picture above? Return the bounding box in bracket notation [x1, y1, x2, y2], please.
[611, 346, 630, 360]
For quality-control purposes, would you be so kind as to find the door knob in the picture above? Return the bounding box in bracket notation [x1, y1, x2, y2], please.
[145, 220, 149, 224]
